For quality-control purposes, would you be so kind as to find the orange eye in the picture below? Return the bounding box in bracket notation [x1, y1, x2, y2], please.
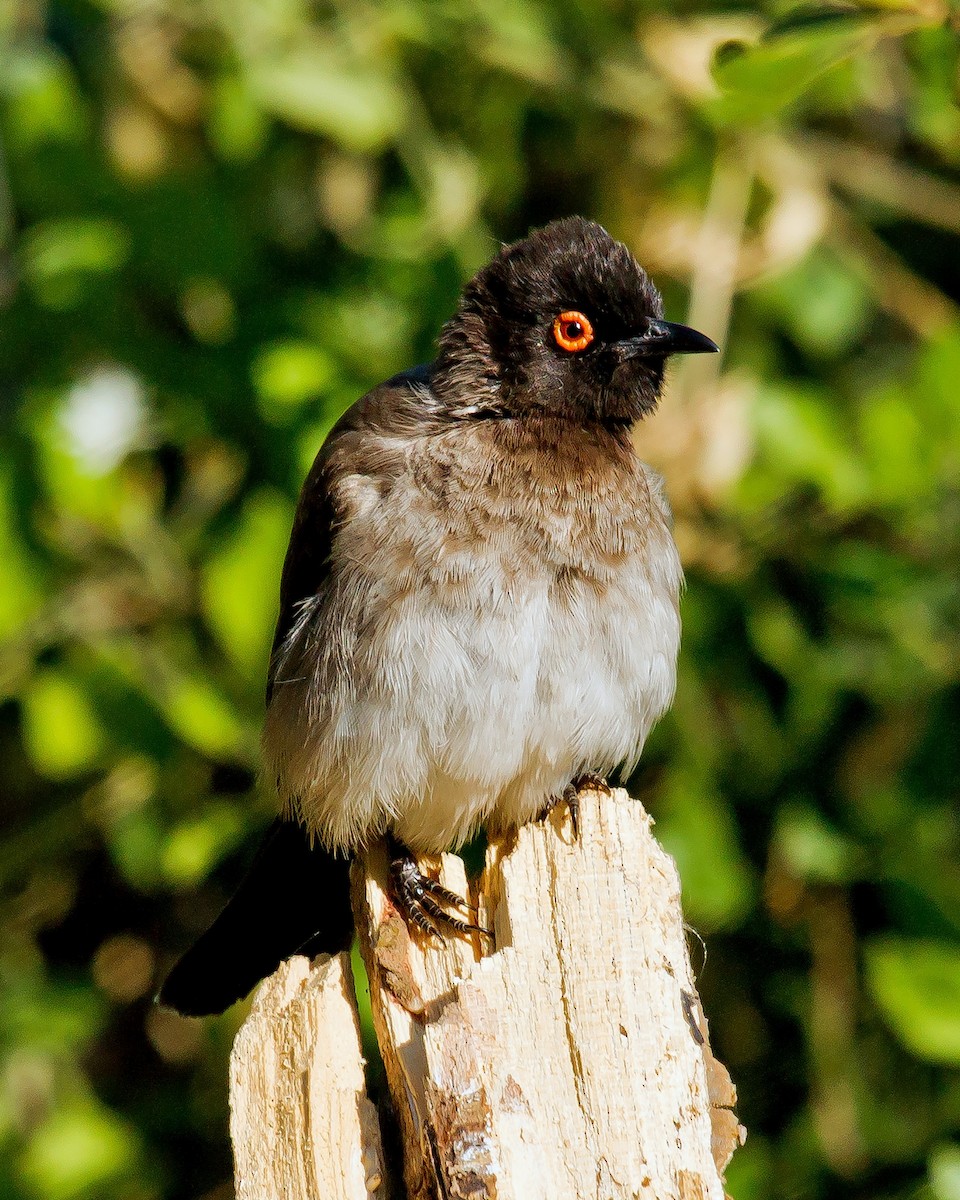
[553, 310, 594, 353]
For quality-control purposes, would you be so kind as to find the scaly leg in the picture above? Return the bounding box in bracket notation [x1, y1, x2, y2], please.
[387, 835, 490, 939]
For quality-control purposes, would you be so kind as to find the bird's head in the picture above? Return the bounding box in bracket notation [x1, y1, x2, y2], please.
[433, 217, 718, 426]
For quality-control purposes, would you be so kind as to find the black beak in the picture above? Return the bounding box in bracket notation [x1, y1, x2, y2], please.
[616, 320, 719, 360]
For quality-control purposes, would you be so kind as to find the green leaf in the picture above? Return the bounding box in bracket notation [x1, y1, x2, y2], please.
[251, 341, 336, 421]
[857, 384, 931, 506]
[162, 802, 247, 887]
[655, 767, 755, 929]
[250, 45, 405, 152]
[201, 488, 292, 681]
[751, 383, 869, 511]
[22, 218, 129, 309]
[301, 290, 412, 378]
[208, 74, 270, 162]
[723, 1133, 775, 1200]
[917, 328, 960, 454]
[0, 466, 43, 642]
[469, 0, 569, 86]
[162, 675, 248, 759]
[866, 938, 960, 1064]
[711, 10, 898, 123]
[21, 669, 106, 779]
[18, 1097, 139, 1200]
[0, 45, 86, 148]
[0, 978, 104, 1054]
[756, 251, 872, 359]
[774, 802, 862, 884]
[107, 806, 166, 891]
[930, 1143, 960, 1200]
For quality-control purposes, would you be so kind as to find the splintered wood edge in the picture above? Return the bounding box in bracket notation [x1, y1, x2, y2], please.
[229, 952, 388, 1200]
[353, 789, 746, 1200]
[351, 843, 482, 1200]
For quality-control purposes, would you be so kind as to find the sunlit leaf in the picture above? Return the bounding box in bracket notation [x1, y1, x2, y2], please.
[201, 488, 291, 681]
[21, 670, 106, 779]
[107, 806, 166, 891]
[0, 978, 103, 1053]
[300, 290, 413, 378]
[711, 9, 903, 122]
[162, 675, 249, 759]
[470, 0, 569, 85]
[866, 938, 960, 1065]
[250, 45, 405, 151]
[208, 74, 270, 162]
[0, 45, 86, 148]
[162, 802, 247, 887]
[857, 385, 930, 506]
[0, 466, 43, 642]
[22, 218, 129, 309]
[930, 1143, 960, 1200]
[750, 383, 870, 510]
[17, 1097, 140, 1200]
[251, 341, 336, 421]
[756, 251, 872, 358]
[774, 802, 862, 884]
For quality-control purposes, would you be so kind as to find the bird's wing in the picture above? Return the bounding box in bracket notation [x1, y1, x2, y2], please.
[266, 362, 435, 704]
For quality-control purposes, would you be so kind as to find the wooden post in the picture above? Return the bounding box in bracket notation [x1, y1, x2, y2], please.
[229, 788, 744, 1199]
[230, 952, 387, 1199]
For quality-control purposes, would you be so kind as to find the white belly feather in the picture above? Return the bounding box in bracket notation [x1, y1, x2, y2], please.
[391, 547, 680, 851]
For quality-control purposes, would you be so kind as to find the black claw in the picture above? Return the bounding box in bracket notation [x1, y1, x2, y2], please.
[388, 837, 491, 941]
[417, 874, 479, 913]
[552, 773, 612, 842]
[417, 892, 481, 937]
[407, 902, 443, 938]
[561, 783, 581, 840]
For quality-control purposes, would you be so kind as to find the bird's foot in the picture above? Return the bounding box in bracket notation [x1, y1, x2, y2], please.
[388, 837, 490, 940]
[571, 771, 611, 796]
[553, 772, 611, 840]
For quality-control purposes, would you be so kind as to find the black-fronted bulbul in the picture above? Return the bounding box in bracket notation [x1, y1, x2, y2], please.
[158, 216, 718, 1016]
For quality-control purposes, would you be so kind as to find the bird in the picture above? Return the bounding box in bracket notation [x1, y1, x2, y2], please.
[158, 216, 718, 1016]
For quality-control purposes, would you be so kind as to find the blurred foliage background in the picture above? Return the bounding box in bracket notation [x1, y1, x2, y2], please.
[1, 0, 959, 1197]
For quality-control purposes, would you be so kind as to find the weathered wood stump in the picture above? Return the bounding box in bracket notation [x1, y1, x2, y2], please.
[230, 788, 744, 1199]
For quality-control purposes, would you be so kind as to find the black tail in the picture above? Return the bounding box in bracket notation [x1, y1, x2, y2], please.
[157, 818, 354, 1016]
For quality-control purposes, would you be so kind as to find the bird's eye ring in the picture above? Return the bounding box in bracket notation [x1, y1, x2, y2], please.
[553, 310, 594, 353]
